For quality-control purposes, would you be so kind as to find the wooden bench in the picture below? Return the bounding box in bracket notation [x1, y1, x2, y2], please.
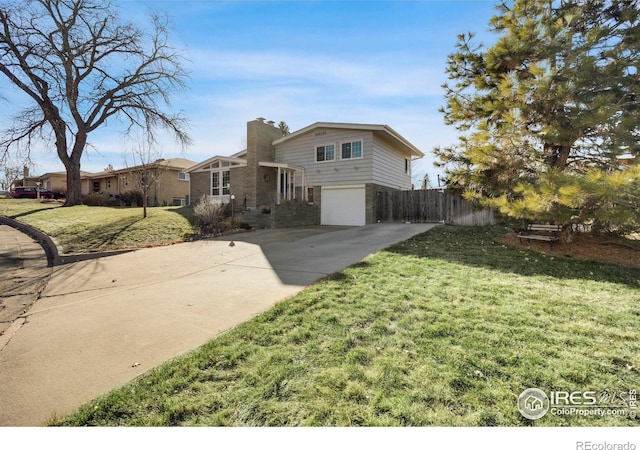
[518, 224, 562, 248]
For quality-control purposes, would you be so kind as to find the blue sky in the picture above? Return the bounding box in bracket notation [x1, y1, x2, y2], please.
[7, 0, 499, 185]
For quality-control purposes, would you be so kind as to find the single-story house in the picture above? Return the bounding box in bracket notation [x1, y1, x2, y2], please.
[186, 118, 424, 226]
[81, 158, 195, 206]
[19, 158, 195, 206]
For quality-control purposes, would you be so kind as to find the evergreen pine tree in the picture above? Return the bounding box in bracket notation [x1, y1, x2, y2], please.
[436, 0, 640, 236]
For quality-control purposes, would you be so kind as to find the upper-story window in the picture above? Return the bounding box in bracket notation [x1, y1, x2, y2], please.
[341, 140, 363, 159]
[178, 172, 190, 181]
[316, 144, 335, 162]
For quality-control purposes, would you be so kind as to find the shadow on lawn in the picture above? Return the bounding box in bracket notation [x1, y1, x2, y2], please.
[7, 206, 60, 219]
[56, 215, 143, 253]
[167, 205, 196, 225]
[386, 225, 640, 289]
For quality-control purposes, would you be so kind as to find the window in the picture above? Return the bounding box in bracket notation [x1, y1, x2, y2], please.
[211, 170, 230, 196]
[405, 158, 410, 174]
[178, 172, 190, 181]
[93, 181, 100, 192]
[222, 170, 230, 195]
[341, 140, 362, 159]
[211, 172, 219, 195]
[316, 144, 335, 162]
[307, 187, 314, 204]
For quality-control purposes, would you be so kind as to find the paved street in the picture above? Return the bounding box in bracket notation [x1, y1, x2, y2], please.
[0, 223, 436, 426]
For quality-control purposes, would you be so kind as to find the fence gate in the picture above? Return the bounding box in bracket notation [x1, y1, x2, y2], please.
[375, 189, 495, 226]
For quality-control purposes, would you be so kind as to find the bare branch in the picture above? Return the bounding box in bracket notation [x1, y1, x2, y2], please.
[0, 0, 191, 205]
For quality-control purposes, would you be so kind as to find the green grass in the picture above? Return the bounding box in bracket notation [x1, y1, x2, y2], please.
[0, 199, 195, 253]
[55, 226, 640, 426]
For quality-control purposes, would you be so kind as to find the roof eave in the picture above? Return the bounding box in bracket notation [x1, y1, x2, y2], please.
[273, 122, 424, 158]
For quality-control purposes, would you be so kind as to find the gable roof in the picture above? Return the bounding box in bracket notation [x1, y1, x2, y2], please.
[184, 155, 247, 173]
[89, 158, 197, 178]
[273, 122, 425, 158]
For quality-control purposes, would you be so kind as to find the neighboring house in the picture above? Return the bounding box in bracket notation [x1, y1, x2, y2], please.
[17, 158, 195, 206]
[13, 167, 41, 188]
[83, 158, 195, 206]
[187, 118, 424, 226]
[40, 171, 87, 193]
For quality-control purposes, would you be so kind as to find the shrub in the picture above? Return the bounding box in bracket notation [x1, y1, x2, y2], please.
[82, 192, 111, 206]
[119, 190, 144, 207]
[194, 195, 228, 236]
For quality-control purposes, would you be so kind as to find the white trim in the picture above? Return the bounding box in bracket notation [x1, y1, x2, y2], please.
[258, 161, 303, 170]
[339, 139, 364, 160]
[314, 143, 336, 163]
[275, 167, 296, 205]
[321, 184, 366, 190]
[210, 168, 231, 198]
[185, 156, 247, 173]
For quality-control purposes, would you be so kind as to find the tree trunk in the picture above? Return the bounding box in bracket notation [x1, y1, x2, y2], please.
[143, 194, 147, 218]
[61, 131, 87, 206]
[63, 160, 83, 206]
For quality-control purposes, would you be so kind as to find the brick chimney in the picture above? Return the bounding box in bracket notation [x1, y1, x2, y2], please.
[244, 118, 283, 210]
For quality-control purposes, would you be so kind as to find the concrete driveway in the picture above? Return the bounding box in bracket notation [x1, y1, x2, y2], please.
[0, 223, 437, 426]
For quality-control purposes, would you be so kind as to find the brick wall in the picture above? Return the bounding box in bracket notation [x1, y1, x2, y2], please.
[245, 119, 282, 210]
[268, 203, 320, 228]
[190, 171, 210, 204]
[155, 170, 190, 206]
[229, 166, 247, 210]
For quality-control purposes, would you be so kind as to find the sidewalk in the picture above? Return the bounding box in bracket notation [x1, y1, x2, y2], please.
[0, 224, 51, 340]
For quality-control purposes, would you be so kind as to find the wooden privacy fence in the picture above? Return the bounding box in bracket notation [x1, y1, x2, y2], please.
[375, 189, 496, 226]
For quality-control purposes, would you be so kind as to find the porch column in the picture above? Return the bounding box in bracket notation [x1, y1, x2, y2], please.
[291, 169, 295, 200]
[276, 166, 281, 205]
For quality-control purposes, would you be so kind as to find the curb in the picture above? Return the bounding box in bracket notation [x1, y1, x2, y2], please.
[0, 216, 134, 266]
[0, 216, 59, 267]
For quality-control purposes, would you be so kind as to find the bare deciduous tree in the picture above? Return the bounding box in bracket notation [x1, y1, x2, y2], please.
[0, 0, 191, 205]
[122, 139, 165, 219]
[0, 161, 22, 190]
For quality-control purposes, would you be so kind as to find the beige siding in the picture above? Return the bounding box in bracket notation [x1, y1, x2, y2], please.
[275, 128, 412, 190]
[275, 128, 374, 188]
[371, 135, 412, 190]
[42, 174, 67, 192]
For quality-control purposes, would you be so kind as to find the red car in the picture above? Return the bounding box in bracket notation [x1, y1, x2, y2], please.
[10, 186, 56, 199]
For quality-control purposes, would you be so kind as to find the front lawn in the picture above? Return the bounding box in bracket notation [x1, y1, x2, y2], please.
[56, 226, 640, 426]
[0, 199, 195, 253]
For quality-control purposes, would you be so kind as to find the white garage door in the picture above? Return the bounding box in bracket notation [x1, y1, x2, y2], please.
[321, 185, 366, 226]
